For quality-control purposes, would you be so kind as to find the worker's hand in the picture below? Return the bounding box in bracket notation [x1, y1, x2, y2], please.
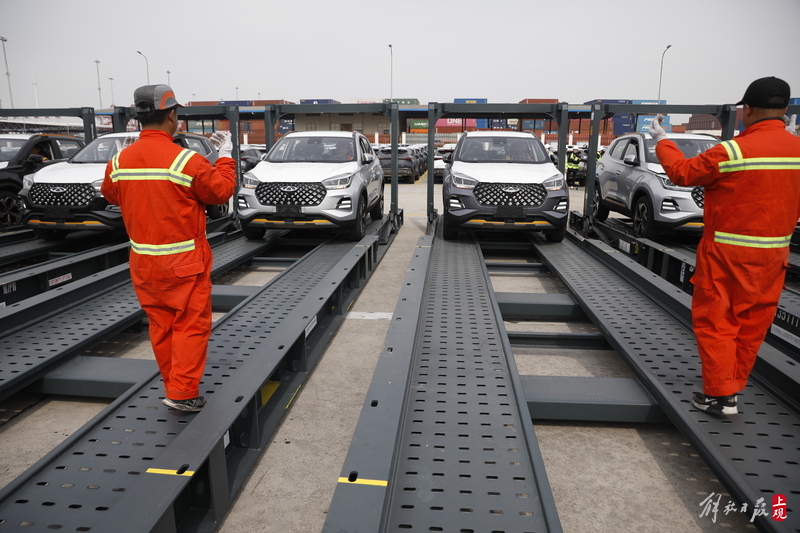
[785, 114, 797, 135]
[210, 131, 233, 158]
[648, 114, 668, 143]
[114, 135, 137, 152]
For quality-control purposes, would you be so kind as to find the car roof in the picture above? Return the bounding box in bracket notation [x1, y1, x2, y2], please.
[284, 131, 354, 139]
[619, 132, 719, 141]
[0, 133, 36, 140]
[461, 131, 536, 139]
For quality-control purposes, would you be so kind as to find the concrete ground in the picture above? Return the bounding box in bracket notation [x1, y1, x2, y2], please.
[0, 178, 756, 532]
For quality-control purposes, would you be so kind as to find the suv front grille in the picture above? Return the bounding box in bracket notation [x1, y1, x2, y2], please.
[255, 182, 327, 206]
[29, 183, 95, 207]
[473, 182, 547, 207]
[692, 186, 704, 208]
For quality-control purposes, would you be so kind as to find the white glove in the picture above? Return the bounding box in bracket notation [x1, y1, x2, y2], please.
[785, 114, 797, 135]
[648, 114, 668, 143]
[114, 135, 137, 152]
[210, 131, 233, 158]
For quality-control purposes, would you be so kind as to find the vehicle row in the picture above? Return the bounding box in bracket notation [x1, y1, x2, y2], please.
[374, 143, 429, 183]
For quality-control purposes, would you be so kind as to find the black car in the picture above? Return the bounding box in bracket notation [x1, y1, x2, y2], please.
[0, 134, 85, 228]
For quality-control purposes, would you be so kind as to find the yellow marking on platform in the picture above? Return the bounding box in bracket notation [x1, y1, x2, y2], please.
[337, 477, 388, 487]
[29, 220, 104, 226]
[260, 380, 280, 407]
[286, 385, 302, 409]
[146, 468, 194, 477]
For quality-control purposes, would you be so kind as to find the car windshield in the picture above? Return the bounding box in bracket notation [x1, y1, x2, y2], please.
[71, 136, 128, 163]
[267, 136, 355, 163]
[0, 138, 28, 162]
[645, 137, 719, 163]
[454, 136, 549, 164]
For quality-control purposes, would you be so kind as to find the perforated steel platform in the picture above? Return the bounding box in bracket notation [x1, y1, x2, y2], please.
[0, 237, 377, 532]
[535, 236, 800, 533]
[382, 234, 558, 532]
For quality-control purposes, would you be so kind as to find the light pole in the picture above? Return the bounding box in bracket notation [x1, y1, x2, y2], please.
[167, 70, 171, 85]
[235, 86, 239, 100]
[95, 59, 103, 108]
[136, 50, 150, 84]
[388, 44, 393, 103]
[657, 44, 672, 104]
[108, 77, 115, 106]
[0, 36, 14, 108]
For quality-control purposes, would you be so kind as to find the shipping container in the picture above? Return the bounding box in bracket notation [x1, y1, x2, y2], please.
[583, 99, 631, 105]
[632, 99, 666, 106]
[187, 101, 220, 107]
[384, 98, 420, 105]
[519, 98, 559, 104]
[218, 100, 252, 106]
[299, 99, 341, 104]
[522, 120, 546, 130]
[454, 98, 488, 104]
[252, 99, 296, 106]
[636, 115, 671, 133]
[614, 122, 635, 136]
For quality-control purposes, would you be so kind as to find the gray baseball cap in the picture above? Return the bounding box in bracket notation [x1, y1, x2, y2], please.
[134, 84, 184, 113]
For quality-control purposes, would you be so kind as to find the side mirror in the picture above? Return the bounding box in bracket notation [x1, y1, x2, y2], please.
[623, 154, 639, 166]
[443, 152, 453, 164]
[363, 153, 375, 164]
[27, 154, 45, 164]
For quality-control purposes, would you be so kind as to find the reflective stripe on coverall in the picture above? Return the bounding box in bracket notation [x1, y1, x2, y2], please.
[567, 152, 580, 170]
[655, 118, 800, 396]
[101, 130, 236, 400]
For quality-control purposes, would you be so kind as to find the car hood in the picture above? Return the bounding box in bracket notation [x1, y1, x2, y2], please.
[249, 161, 359, 182]
[451, 161, 561, 183]
[646, 162, 665, 174]
[31, 162, 104, 183]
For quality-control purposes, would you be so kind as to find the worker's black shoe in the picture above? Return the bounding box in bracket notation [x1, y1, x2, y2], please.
[691, 393, 737, 415]
[162, 396, 206, 412]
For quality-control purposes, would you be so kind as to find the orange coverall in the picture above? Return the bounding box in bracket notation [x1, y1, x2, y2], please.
[101, 130, 236, 400]
[656, 118, 800, 396]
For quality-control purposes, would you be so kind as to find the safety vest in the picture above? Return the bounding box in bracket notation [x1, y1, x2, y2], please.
[110, 148, 198, 256]
[567, 153, 580, 169]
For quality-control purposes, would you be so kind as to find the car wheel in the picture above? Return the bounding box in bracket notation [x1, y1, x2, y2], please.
[206, 202, 229, 220]
[544, 226, 566, 243]
[33, 228, 68, 241]
[442, 218, 458, 240]
[633, 195, 658, 240]
[369, 185, 384, 220]
[347, 195, 367, 241]
[242, 223, 266, 240]
[592, 187, 609, 222]
[0, 189, 23, 228]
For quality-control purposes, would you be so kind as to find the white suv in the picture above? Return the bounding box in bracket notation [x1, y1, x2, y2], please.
[238, 131, 384, 241]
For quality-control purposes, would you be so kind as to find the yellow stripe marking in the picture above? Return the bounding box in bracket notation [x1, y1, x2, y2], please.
[260, 380, 280, 407]
[471, 219, 549, 226]
[337, 477, 388, 487]
[683, 222, 705, 227]
[28, 220, 104, 226]
[146, 468, 195, 477]
[253, 219, 333, 225]
[286, 385, 302, 409]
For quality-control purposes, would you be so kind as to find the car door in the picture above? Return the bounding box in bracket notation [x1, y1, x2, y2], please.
[358, 135, 380, 206]
[598, 138, 628, 208]
[616, 139, 641, 212]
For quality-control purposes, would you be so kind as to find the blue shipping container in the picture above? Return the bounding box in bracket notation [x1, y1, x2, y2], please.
[454, 98, 488, 104]
[299, 99, 340, 104]
[636, 115, 671, 133]
[632, 99, 666, 106]
[218, 100, 252, 106]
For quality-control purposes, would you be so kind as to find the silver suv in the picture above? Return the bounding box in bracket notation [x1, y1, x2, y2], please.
[238, 131, 384, 241]
[594, 132, 719, 239]
[441, 131, 569, 241]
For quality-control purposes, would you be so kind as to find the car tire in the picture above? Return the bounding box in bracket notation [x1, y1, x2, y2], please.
[544, 226, 566, 242]
[633, 195, 658, 240]
[369, 185, 384, 220]
[0, 188, 23, 229]
[206, 202, 229, 220]
[442, 218, 458, 240]
[242, 223, 266, 240]
[592, 187, 609, 222]
[347, 195, 367, 241]
[33, 228, 67, 241]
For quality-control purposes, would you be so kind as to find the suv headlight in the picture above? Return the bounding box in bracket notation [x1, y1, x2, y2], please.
[452, 173, 477, 189]
[242, 171, 261, 189]
[323, 173, 354, 190]
[22, 174, 35, 190]
[657, 174, 692, 191]
[543, 174, 565, 191]
[92, 178, 104, 193]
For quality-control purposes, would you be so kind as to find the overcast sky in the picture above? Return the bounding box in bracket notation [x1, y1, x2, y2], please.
[1, 0, 799, 110]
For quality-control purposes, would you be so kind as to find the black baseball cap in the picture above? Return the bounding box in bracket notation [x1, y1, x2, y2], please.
[736, 76, 791, 108]
[134, 84, 184, 113]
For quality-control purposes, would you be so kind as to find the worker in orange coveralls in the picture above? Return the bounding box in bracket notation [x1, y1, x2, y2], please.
[101, 84, 236, 411]
[649, 77, 800, 415]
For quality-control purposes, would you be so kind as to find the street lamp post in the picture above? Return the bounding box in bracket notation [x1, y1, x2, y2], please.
[95, 59, 103, 109]
[235, 86, 239, 100]
[0, 36, 14, 108]
[388, 44, 393, 103]
[167, 70, 171, 85]
[136, 50, 150, 84]
[108, 77, 115, 106]
[657, 44, 672, 104]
